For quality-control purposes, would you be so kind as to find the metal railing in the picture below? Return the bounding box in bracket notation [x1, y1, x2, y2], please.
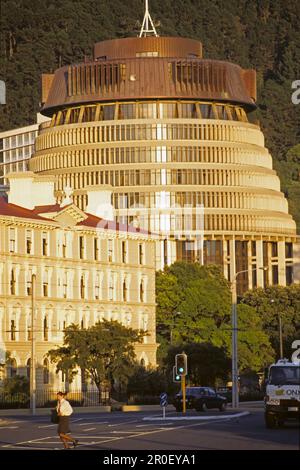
[0, 389, 110, 409]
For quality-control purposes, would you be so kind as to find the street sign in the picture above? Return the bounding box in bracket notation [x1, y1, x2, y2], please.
[160, 392, 168, 407]
[160, 392, 168, 419]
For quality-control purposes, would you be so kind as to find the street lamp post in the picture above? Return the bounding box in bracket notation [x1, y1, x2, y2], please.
[231, 266, 267, 409]
[30, 273, 36, 415]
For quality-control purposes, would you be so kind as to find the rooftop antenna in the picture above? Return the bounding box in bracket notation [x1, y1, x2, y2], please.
[139, 0, 159, 37]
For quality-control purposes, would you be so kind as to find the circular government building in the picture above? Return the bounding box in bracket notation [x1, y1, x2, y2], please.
[30, 32, 300, 294]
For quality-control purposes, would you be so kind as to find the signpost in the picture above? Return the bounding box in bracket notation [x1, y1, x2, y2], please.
[160, 392, 168, 419]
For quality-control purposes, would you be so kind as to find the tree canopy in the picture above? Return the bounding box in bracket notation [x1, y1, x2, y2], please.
[47, 320, 145, 396]
[156, 262, 274, 372]
[241, 285, 300, 360]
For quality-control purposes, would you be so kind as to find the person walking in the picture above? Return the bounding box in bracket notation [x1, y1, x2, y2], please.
[56, 392, 79, 449]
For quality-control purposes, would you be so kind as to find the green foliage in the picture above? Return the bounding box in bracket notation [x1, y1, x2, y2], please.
[164, 343, 231, 387]
[47, 320, 144, 393]
[241, 285, 300, 360]
[156, 262, 274, 372]
[127, 366, 169, 397]
[2, 375, 30, 395]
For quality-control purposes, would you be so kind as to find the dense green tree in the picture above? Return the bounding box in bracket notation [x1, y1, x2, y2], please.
[156, 262, 274, 372]
[241, 285, 300, 360]
[2, 375, 29, 395]
[47, 320, 145, 401]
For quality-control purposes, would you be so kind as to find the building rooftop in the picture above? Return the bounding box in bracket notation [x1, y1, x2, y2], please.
[0, 196, 151, 235]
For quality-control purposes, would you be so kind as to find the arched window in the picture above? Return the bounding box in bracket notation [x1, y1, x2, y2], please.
[43, 359, 49, 384]
[8, 358, 17, 378]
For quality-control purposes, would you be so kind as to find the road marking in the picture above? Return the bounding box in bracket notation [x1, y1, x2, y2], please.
[1, 435, 56, 448]
[75, 414, 252, 449]
[82, 428, 96, 432]
[38, 424, 56, 428]
[78, 422, 108, 426]
[143, 411, 250, 421]
[108, 419, 139, 427]
[0, 426, 19, 429]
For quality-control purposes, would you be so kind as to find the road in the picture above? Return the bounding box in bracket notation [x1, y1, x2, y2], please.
[0, 403, 299, 451]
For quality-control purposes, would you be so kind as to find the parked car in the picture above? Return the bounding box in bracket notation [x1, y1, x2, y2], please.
[173, 386, 227, 412]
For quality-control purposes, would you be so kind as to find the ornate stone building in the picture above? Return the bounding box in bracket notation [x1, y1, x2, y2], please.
[29, 35, 300, 294]
[0, 172, 157, 390]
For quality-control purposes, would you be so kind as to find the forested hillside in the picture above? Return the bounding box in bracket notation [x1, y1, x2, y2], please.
[0, 0, 300, 228]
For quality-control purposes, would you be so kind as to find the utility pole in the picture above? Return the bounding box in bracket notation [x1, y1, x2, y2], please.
[231, 277, 239, 409]
[30, 273, 36, 415]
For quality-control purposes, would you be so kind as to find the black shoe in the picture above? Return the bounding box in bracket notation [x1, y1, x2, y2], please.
[73, 439, 79, 448]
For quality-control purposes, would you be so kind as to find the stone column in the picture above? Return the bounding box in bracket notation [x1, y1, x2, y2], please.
[256, 240, 264, 288]
[278, 240, 286, 286]
[293, 241, 300, 284]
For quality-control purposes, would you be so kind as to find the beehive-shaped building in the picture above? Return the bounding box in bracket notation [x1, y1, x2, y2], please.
[30, 34, 300, 293]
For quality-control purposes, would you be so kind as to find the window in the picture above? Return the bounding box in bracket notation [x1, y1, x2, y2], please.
[94, 237, 99, 261]
[95, 274, 100, 300]
[80, 275, 85, 299]
[43, 271, 48, 297]
[8, 358, 17, 377]
[9, 228, 16, 252]
[63, 273, 68, 298]
[79, 236, 85, 259]
[272, 265, 279, 285]
[62, 234, 67, 258]
[43, 317, 49, 341]
[123, 279, 127, 302]
[271, 242, 278, 258]
[10, 269, 16, 295]
[42, 232, 48, 256]
[122, 241, 127, 263]
[26, 358, 31, 379]
[27, 271, 32, 296]
[26, 230, 32, 254]
[140, 281, 144, 303]
[285, 243, 293, 259]
[108, 239, 113, 262]
[43, 359, 49, 384]
[139, 244, 145, 265]
[10, 320, 16, 341]
[109, 275, 114, 301]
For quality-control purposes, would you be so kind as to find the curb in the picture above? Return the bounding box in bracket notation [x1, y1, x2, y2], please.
[143, 411, 250, 421]
[0, 406, 111, 417]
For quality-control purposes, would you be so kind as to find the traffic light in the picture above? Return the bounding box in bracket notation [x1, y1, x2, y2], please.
[175, 353, 187, 376]
[173, 365, 181, 383]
